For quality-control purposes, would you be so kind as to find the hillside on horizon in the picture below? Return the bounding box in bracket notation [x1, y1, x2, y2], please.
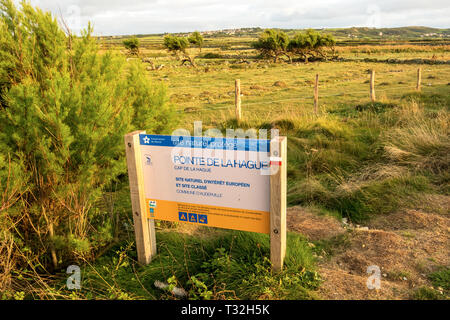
[102, 26, 450, 40]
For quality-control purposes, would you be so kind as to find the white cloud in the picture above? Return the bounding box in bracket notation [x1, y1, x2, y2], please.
[25, 0, 450, 35]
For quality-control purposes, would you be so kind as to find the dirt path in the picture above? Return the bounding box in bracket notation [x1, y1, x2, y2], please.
[287, 201, 449, 300]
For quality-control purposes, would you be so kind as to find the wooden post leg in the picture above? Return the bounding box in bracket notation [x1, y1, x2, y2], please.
[370, 70, 376, 102]
[416, 68, 421, 92]
[270, 136, 287, 272]
[124, 130, 157, 265]
[314, 74, 319, 115]
[235, 79, 241, 123]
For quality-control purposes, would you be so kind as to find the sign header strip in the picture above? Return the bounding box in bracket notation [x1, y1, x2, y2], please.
[139, 134, 270, 152]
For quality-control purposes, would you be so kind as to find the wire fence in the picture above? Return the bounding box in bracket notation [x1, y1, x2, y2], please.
[162, 70, 448, 114]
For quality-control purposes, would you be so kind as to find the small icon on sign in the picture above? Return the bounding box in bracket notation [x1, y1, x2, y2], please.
[144, 154, 152, 166]
[143, 136, 150, 144]
[188, 213, 198, 223]
[150, 208, 154, 213]
[178, 212, 188, 221]
[149, 200, 156, 208]
[198, 215, 208, 224]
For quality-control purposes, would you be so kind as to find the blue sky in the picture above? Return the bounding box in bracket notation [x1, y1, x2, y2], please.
[27, 0, 450, 35]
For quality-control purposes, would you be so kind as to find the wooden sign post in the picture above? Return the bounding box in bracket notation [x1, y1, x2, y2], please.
[125, 132, 287, 271]
[124, 130, 157, 264]
[270, 136, 287, 271]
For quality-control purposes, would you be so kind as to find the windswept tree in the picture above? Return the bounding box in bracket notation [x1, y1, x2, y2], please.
[123, 36, 140, 56]
[188, 31, 204, 52]
[163, 35, 188, 58]
[252, 29, 290, 63]
[163, 34, 196, 67]
[317, 33, 336, 58]
[287, 29, 336, 63]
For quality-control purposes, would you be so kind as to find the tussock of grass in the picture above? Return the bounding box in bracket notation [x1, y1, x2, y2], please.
[288, 178, 331, 204]
[355, 102, 397, 113]
[384, 113, 449, 173]
[295, 118, 353, 139]
[200, 52, 223, 59]
[330, 174, 431, 221]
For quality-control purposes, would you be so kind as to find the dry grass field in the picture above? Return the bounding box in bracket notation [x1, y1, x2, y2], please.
[99, 38, 450, 129]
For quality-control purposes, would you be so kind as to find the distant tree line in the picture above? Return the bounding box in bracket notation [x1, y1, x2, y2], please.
[121, 31, 204, 67]
[122, 29, 335, 67]
[252, 29, 336, 63]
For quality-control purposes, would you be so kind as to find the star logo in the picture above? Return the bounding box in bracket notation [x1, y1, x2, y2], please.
[143, 136, 150, 144]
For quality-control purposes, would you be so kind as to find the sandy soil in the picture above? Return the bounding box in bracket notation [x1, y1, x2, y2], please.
[287, 201, 449, 300]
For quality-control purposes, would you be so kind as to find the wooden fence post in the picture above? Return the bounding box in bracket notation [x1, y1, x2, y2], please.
[314, 74, 319, 115]
[270, 136, 287, 272]
[370, 70, 376, 102]
[124, 130, 157, 265]
[235, 79, 241, 123]
[416, 68, 422, 92]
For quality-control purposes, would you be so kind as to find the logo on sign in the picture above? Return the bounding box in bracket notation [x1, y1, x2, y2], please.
[145, 154, 152, 166]
[149, 201, 156, 217]
[188, 213, 198, 223]
[198, 215, 208, 224]
[178, 212, 188, 221]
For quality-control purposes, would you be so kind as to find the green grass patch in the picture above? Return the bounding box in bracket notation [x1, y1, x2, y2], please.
[200, 52, 224, 59]
[56, 230, 320, 300]
[428, 267, 450, 293]
[312, 232, 352, 259]
[411, 287, 444, 300]
[355, 102, 398, 113]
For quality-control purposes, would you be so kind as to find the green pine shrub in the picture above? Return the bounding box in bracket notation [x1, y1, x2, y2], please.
[0, 0, 177, 274]
[0, 154, 29, 290]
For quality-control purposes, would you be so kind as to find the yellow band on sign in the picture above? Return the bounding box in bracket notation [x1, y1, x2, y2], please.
[147, 198, 270, 234]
